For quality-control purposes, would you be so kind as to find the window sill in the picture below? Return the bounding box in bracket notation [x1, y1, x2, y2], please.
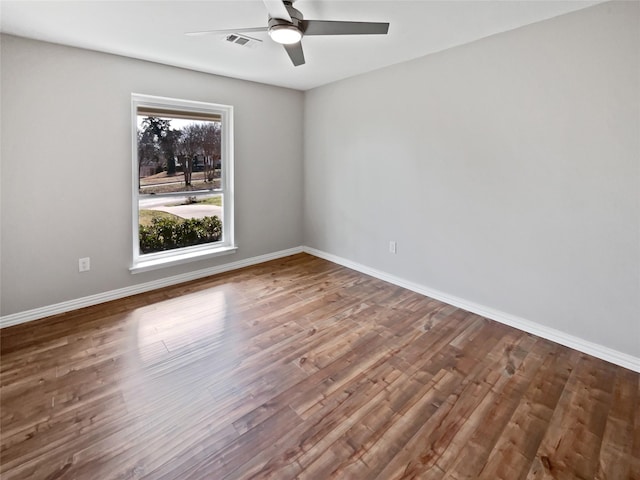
[130, 245, 238, 274]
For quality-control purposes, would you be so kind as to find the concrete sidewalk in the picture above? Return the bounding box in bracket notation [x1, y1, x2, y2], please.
[149, 204, 222, 220]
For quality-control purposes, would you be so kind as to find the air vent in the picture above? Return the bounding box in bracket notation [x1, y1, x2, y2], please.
[225, 34, 262, 48]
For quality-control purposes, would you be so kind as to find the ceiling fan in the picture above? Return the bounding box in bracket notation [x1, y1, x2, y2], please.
[186, 0, 390, 67]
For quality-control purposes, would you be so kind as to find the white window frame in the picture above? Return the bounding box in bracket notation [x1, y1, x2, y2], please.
[130, 93, 236, 273]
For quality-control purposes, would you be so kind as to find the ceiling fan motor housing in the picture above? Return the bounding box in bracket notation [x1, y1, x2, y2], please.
[268, 2, 303, 32]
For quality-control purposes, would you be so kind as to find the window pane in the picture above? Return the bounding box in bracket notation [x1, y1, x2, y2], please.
[139, 193, 223, 254]
[137, 115, 222, 194]
[137, 112, 224, 255]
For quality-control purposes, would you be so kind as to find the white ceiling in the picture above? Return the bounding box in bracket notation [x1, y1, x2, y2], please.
[0, 0, 601, 91]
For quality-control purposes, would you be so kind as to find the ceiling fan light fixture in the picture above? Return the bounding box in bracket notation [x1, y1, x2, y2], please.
[269, 24, 302, 44]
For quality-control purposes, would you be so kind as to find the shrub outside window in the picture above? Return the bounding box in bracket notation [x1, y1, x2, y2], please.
[131, 94, 235, 273]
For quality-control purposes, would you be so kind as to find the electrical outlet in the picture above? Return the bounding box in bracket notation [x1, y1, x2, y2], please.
[389, 241, 397, 254]
[79, 257, 91, 272]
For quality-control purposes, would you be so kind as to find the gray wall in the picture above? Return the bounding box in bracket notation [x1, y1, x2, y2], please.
[1, 35, 304, 315]
[304, 1, 640, 357]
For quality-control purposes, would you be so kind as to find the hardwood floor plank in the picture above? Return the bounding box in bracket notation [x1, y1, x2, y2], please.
[526, 354, 618, 480]
[632, 379, 640, 480]
[373, 329, 532, 480]
[1, 253, 637, 479]
[474, 343, 576, 480]
[595, 368, 639, 479]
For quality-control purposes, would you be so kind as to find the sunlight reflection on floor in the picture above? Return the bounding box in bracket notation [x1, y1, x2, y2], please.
[135, 289, 229, 364]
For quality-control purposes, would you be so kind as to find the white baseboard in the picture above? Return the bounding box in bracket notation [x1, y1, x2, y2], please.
[0, 246, 303, 329]
[302, 246, 640, 373]
[3, 244, 638, 373]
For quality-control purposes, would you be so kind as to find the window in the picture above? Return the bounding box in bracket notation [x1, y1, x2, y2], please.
[131, 94, 235, 273]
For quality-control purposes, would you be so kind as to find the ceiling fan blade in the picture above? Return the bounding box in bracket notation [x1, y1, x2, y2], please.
[302, 20, 389, 36]
[283, 42, 305, 66]
[263, 0, 292, 22]
[186, 27, 267, 36]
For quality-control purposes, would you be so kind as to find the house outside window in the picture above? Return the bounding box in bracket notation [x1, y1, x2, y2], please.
[131, 94, 235, 273]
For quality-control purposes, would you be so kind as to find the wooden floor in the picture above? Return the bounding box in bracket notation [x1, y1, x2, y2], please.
[1, 254, 638, 480]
